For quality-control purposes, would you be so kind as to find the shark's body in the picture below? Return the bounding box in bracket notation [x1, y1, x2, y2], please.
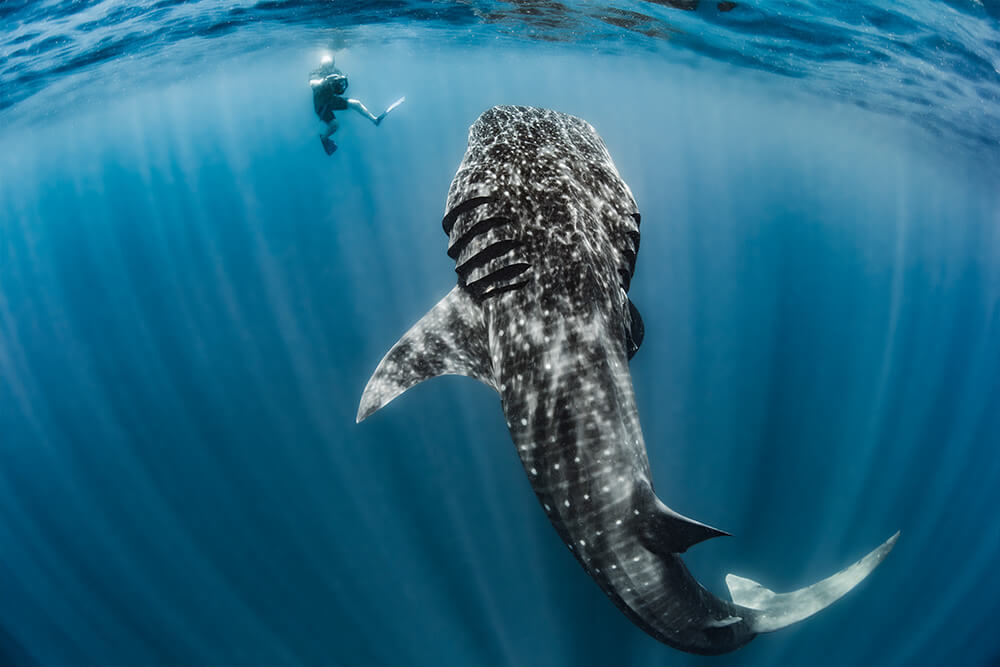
[358, 106, 896, 655]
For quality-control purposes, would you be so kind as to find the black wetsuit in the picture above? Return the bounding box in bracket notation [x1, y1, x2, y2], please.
[312, 69, 349, 123]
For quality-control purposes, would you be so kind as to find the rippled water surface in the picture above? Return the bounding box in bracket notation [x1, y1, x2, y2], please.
[4, 0, 1000, 151]
[1, 2, 999, 666]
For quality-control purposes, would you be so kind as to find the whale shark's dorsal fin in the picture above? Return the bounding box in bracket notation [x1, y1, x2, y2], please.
[357, 286, 495, 423]
[726, 531, 899, 633]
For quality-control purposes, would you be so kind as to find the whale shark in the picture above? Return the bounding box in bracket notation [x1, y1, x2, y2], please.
[357, 105, 897, 655]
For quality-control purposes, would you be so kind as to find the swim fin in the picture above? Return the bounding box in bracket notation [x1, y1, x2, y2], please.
[376, 96, 406, 126]
[321, 136, 337, 155]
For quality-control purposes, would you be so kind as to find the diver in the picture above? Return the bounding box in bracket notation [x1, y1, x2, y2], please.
[309, 55, 403, 155]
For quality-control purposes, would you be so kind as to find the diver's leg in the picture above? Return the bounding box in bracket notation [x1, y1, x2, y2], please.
[320, 118, 339, 154]
[321, 117, 339, 138]
[347, 99, 381, 125]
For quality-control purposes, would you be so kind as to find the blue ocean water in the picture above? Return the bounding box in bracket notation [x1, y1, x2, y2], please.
[1, 2, 999, 666]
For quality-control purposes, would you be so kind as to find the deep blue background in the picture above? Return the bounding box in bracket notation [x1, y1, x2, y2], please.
[2, 42, 999, 666]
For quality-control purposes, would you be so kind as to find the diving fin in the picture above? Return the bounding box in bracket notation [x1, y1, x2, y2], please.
[321, 136, 337, 155]
[358, 286, 495, 422]
[726, 531, 899, 633]
[376, 96, 405, 126]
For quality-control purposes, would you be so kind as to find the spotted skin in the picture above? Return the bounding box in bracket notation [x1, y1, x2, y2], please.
[359, 106, 896, 655]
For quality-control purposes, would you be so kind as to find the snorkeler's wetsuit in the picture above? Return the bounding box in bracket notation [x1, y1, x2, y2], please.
[312, 68, 349, 122]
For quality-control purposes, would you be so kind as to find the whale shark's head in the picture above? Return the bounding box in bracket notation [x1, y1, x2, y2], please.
[449, 105, 638, 243]
[442, 106, 643, 337]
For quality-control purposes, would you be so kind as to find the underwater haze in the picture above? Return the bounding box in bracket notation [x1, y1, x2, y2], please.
[2, 1, 1000, 666]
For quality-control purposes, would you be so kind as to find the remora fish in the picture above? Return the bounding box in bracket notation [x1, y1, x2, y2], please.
[357, 105, 897, 655]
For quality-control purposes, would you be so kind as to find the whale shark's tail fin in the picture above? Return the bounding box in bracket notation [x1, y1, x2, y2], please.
[726, 531, 899, 633]
[357, 286, 494, 423]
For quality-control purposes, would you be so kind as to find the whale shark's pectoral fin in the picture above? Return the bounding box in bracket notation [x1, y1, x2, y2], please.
[358, 286, 494, 422]
[726, 531, 899, 633]
[633, 485, 730, 555]
[626, 298, 644, 360]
